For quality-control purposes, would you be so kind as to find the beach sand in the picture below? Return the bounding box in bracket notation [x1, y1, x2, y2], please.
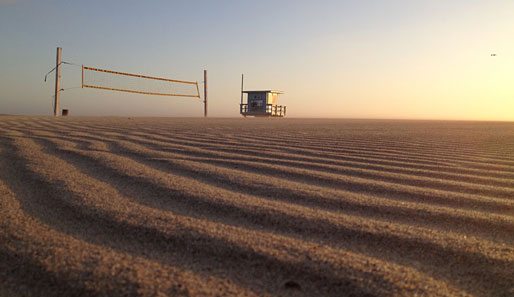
[1, 116, 513, 296]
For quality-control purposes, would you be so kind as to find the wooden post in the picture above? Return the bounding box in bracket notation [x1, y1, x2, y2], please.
[241, 74, 244, 104]
[54, 47, 62, 117]
[203, 70, 208, 117]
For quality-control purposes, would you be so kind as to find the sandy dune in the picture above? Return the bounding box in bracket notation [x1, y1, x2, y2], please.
[1, 116, 513, 297]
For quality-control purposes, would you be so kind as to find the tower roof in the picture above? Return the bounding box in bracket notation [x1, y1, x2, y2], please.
[242, 90, 285, 94]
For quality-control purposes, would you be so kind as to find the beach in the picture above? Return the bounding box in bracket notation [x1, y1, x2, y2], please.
[1, 116, 513, 296]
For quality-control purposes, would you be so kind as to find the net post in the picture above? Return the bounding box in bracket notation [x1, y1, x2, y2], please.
[54, 47, 62, 117]
[81, 65, 84, 88]
[204, 70, 208, 117]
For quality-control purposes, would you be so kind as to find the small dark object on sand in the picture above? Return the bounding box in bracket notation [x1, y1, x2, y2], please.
[283, 280, 302, 290]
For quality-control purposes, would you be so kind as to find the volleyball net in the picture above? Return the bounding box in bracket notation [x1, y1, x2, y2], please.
[82, 66, 200, 98]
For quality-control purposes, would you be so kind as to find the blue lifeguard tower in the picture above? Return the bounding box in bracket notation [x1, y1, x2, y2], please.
[239, 75, 286, 117]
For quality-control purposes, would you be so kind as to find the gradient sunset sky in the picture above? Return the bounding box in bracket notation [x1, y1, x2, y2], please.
[1, 0, 513, 120]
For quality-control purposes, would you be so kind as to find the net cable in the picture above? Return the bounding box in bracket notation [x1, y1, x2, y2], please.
[82, 66, 201, 98]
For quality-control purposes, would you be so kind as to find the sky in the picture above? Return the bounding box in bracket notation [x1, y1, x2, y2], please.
[1, 0, 513, 120]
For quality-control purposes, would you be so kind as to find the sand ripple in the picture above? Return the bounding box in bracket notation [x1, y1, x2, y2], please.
[1, 116, 513, 297]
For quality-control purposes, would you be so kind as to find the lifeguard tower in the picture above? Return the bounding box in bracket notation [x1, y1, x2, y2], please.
[239, 75, 286, 117]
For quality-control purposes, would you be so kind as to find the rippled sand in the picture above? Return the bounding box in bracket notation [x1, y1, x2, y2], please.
[1, 116, 513, 297]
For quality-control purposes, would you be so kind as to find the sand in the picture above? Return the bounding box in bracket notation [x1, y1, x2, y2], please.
[0, 116, 513, 297]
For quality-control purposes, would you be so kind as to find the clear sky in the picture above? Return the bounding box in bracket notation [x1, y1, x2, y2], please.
[1, 0, 513, 120]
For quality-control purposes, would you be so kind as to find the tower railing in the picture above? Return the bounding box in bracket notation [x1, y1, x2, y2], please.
[240, 104, 286, 117]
